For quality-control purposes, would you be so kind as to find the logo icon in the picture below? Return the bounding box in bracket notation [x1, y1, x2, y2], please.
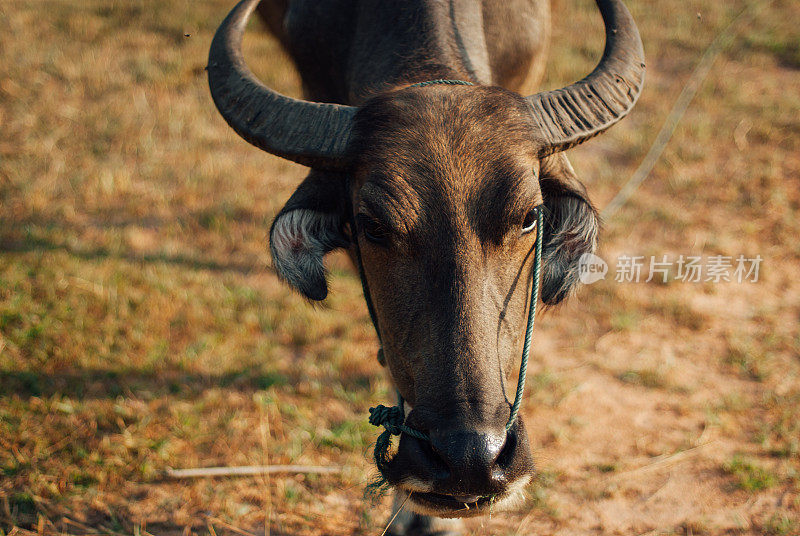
[578, 253, 608, 284]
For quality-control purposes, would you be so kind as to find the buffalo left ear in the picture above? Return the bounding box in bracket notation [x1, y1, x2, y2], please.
[269, 170, 350, 301]
[538, 153, 600, 305]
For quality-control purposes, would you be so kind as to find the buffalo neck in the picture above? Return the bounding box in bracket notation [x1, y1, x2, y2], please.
[287, 0, 494, 105]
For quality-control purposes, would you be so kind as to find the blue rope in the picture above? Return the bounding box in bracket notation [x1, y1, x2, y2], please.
[507, 207, 542, 430]
[368, 207, 544, 470]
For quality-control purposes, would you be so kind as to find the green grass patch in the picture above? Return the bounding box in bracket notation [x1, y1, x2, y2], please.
[596, 462, 617, 473]
[723, 455, 779, 492]
[319, 420, 372, 451]
[9, 492, 37, 515]
[70, 471, 98, 488]
[763, 513, 800, 536]
[610, 310, 639, 331]
[758, 391, 800, 460]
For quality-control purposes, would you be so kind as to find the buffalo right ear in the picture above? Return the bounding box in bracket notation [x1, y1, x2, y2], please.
[269, 170, 350, 301]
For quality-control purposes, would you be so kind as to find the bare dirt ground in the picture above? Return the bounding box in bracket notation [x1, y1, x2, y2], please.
[1, 0, 798, 534]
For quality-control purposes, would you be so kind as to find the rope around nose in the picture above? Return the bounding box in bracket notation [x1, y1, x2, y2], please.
[368, 404, 430, 477]
[367, 207, 543, 474]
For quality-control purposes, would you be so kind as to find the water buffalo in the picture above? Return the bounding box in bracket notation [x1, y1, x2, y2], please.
[208, 0, 644, 533]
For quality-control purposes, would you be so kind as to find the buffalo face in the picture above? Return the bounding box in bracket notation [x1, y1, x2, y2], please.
[270, 85, 599, 516]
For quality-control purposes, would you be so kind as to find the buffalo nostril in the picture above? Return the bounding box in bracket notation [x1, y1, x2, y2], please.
[399, 433, 451, 482]
[420, 438, 451, 480]
[495, 428, 517, 469]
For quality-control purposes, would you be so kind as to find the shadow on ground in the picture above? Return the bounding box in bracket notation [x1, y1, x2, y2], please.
[0, 368, 294, 400]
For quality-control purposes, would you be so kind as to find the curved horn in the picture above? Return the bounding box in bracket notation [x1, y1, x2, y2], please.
[527, 0, 645, 156]
[208, 0, 357, 169]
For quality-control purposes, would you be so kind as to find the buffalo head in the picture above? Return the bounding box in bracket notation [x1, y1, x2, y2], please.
[208, 0, 643, 517]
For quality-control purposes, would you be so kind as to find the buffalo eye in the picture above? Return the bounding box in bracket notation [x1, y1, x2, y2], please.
[356, 213, 389, 245]
[521, 207, 540, 235]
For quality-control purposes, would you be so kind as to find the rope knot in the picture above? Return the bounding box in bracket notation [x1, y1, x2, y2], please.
[368, 404, 404, 436]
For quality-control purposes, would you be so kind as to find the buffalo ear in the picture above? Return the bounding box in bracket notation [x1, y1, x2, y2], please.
[539, 153, 600, 305]
[269, 170, 350, 301]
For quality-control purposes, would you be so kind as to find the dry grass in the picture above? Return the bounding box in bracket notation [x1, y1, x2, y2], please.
[1, 0, 799, 534]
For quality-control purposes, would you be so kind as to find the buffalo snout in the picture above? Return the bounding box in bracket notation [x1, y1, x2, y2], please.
[385, 406, 534, 516]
